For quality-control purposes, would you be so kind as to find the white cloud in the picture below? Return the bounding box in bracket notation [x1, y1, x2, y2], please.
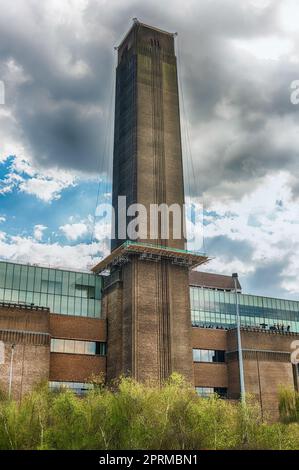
[200, 172, 299, 296]
[0, 155, 77, 202]
[0, 232, 109, 271]
[233, 36, 293, 61]
[279, 0, 299, 33]
[59, 222, 88, 241]
[33, 224, 47, 241]
[0, 0, 298, 297]
[0, 171, 23, 195]
[59, 214, 112, 243]
[19, 174, 75, 202]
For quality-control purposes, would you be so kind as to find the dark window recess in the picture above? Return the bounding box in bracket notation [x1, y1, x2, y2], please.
[213, 350, 225, 363]
[75, 284, 95, 299]
[214, 387, 228, 398]
[193, 349, 226, 363]
[195, 386, 228, 398]
[150, 38, 160, 48]
[96, 342, 107, 356]
[51, 339, 106, 356]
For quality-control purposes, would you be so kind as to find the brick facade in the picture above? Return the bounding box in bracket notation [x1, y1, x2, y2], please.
[104, 23, 194, 385]
[0, 305, 107, 397]
[191, 326, 299, 419]
[0, 305, 50, 400]
[0, 297, 298, 421]
[49, 315, 107, 382]
[104, 258, 193, 384]
[50, 315, 106, 341]
[49, 354, 106, 382]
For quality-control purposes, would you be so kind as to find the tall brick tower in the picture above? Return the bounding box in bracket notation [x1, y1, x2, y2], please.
[93, 21, 208, 384]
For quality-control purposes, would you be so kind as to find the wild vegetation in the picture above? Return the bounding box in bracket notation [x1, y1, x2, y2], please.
[0, 374, 298, 450]
[279, 387, 299, 424]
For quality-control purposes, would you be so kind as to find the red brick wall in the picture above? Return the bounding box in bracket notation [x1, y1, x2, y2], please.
[226, 329, 299, 420]
[193, 363, 228, 388]
[192, 328, 228, 389]
[49, 353, 106, 382]
[0, 306, 50, 399]
[49, 315, 107, 383]
[104, 282, 124, 382]
[0, 343, 50, 400]
[0, 306, 49, 332]
[192, 327, 227, 350]
[105, 259, 193, 385]
[50, 315, 106, 341]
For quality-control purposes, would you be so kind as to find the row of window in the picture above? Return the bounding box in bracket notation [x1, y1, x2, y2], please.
[191, 311, 299, 333]
[193, 349, 225, 363]
[195, 387, 228, 398]
[49, 382, 228, 399]
[190, 286, 299, 312]
[49, 381, 93, 396]
[0, 262, 101, 297]
[192, 302, 299, 320]
[0, 289, 101, 318]
[0, 261, 102, 318]
[190, 287, 299, 333]
[50, 339, 106, 356]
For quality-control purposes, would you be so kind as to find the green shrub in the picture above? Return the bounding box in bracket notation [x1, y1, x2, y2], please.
[279, 387, 299, 423]
[0, 375, 299, 450]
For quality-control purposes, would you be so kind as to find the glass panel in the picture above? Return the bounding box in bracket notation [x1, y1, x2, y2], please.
[85, 341, 96, 355]
[51, 339, 65, 353]
[0, 262, 100, 317]
[5, 264, 14, 289]
[12, 265, 21, 290]
[74, 340, 85, 354]
[193, 349, 201, 362]
[96, 342, 106, 356]
[64, 340, 75, 354]
[0, 262, 7, 288]
[200, 350, 210, 362]
[68, 273, 76, 297]
[34, 267, 42, 292]
[25, 266, 33, 291]
[62, 271, 69, 295]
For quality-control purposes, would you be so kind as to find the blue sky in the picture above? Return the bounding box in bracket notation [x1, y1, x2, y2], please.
[0, 156, 101, 241]
[0, 0, 298, 299]
[0, 153, 112, 270]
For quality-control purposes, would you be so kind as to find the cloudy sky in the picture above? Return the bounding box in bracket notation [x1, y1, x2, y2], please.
[0, 0, 298, 299]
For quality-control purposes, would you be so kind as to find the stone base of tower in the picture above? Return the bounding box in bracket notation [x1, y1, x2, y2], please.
[95, 242, 209, 385]
[102, 258, 193, 384]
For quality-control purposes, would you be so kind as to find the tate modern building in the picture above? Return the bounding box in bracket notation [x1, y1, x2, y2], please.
[0, 22, 298, 420]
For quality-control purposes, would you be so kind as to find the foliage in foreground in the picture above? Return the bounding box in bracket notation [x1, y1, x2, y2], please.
[279, 387, 299, 424]
[0, 374, 299, 450]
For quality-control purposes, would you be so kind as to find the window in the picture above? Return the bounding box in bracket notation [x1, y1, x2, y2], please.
[195, 387, 213, 397]
[195, 387, 227, 398]
[51, 338, 65, 353]
[51, 338, 106, 356]
[193, 349, 225, 363]
[0, 261, 102, 318]
[41, 279, 62, 295]
[190, 286, 299, 333]
[96, 342, 106, 356]
[214, 387, 228, 398]
[75, 284, 95, 299]
[49, 381, 93, 396]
